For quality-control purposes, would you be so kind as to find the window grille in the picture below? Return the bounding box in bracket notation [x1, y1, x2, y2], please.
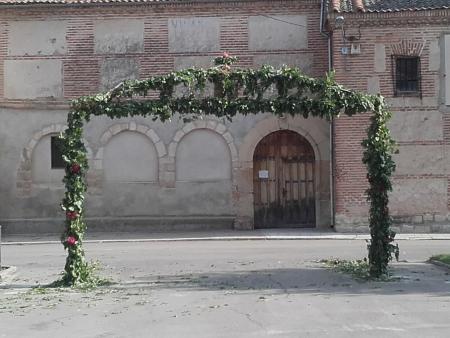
[51, 136, 65, 169]
[392, 56, 421, 97]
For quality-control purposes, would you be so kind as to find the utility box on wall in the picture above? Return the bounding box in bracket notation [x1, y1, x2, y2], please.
[350, 43, 361, 55]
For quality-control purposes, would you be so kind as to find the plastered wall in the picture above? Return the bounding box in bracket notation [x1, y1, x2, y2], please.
[0, 0, 331, 233]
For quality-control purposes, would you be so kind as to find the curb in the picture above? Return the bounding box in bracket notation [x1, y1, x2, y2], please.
[0, 266, 17, 283]
[3, 236, 362, 246]
[2, 234, 450, 245]
[429, 260, 450, 270]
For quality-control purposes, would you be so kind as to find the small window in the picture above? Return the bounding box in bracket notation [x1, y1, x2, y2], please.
[50, 136, 65, 169]
[394, 56, 421, 96]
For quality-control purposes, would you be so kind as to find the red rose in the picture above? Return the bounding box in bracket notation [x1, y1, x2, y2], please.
[66, 236, 77, 246]
[223, 52, 229, 58]
[70, 163, 81, 174]
[66, 211, 79, 220]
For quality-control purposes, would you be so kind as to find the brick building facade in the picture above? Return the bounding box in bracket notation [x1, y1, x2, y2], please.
[330, 0, 450, 232]
[0, 0, 449, 234]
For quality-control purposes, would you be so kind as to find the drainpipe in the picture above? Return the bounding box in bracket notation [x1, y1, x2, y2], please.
[320, 0, 336, 229]
[320, 0, 333, 71]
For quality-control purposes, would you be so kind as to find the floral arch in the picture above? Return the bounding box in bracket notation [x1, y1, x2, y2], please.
[59, 54, 397, 286]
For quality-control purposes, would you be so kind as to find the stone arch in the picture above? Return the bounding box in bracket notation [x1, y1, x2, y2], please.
[165, 119, 238, 188]
[239, 117, 323, 164]
[235, 116, 330, 230]
[16, 124, 93, 197]
[95, 122, 166, 183]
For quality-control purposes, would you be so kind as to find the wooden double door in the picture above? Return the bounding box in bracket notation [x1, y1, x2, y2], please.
[253, 130, 316, 228]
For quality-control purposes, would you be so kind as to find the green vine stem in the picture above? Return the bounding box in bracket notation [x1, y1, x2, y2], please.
[362, 96, 399, 277]
[59, 110, 90, 286]
[59, 54, 397, 285]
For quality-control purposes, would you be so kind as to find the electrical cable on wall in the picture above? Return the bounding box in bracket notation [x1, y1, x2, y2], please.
[259, 14, 307, 28]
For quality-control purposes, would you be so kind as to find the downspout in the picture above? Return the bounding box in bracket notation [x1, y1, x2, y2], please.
[320, 0, 336, 229]
[320, 0, 333, 71]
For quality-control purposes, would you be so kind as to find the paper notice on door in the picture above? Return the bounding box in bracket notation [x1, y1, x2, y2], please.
[258, 170, 269, 179]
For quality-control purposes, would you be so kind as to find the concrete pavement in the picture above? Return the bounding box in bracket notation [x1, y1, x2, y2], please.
[1, 239, 450, 337]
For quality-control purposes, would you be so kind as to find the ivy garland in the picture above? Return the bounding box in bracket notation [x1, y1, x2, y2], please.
[59, 54, 397, 286]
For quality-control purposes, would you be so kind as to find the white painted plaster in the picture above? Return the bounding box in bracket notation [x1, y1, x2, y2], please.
[445, 35, 450, 105]
[4, 60, 63, 99]
[168, 17, 220, 53]
[176, 129, 231, 181]
[8, 20, 67, 56]
[94, 19, 144, 54]
[104, 131, 158, 182]
[31, 134, 64, 184]
[374, 43, 386, 72]
[253, 54, 313, 74]
[249, 15, 307, 51]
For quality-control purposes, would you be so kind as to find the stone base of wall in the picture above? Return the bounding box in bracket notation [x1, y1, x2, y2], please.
[334, 214, 369, 233]
[0, 216, 235, 235]
[335, 223, 450, 234]
[233, 216, 254, 230]
[393, 223, 450, 233]
[336, 212, 450, 233]
[334, 225, 370, 233]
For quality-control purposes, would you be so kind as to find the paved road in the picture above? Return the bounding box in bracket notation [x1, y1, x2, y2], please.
[1, 240, 450, 337]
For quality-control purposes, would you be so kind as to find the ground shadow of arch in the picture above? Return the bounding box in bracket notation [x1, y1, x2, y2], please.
[113, 263, 450, 296]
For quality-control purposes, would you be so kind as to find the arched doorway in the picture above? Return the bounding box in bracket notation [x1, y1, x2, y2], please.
[253, 130, 316, 228]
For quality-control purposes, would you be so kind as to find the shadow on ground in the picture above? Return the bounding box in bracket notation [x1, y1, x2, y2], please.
[115, 262, 450, 296]
[1, 262, 449, 297]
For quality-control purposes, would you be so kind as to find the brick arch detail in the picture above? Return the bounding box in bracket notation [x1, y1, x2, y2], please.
[238, 117, 322, 164]
[389, 39, 425, 56]
[16, 124, 93, 197]
[95, 122, 167, 183]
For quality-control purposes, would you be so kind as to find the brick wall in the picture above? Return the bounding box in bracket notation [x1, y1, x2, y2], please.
[331, 9, 450, 232]
[0, 0, 328, 104]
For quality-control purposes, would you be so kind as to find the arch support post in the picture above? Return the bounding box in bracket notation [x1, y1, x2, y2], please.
[60, 110, 90, 286]
[362, 98, 398, 278]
